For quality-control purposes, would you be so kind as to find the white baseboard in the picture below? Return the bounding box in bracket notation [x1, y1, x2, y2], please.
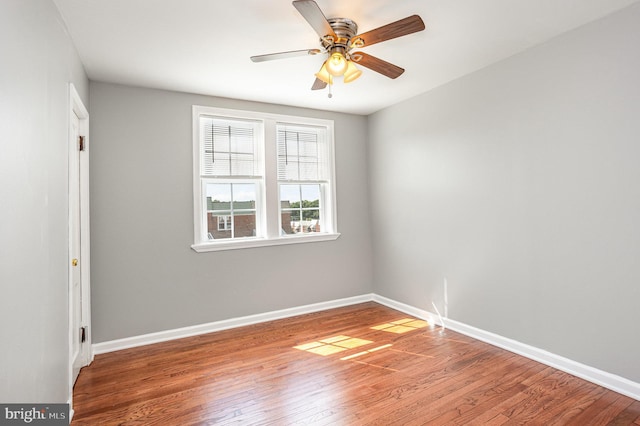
[67, 396, 74, 424]
[92, 292, 639, 401]
[373, 294, 640, 401]
[92, 294, 374, 355]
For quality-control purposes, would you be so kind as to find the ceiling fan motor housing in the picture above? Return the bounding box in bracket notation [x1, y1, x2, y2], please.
[324, 18, 358, 50]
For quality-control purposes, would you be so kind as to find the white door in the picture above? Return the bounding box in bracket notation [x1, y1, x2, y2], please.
[69, 111, 84, 385]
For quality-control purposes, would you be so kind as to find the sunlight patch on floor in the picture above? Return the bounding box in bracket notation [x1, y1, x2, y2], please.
[340, 344, 393, 361]
[294, 335, 373, 356]
[371, 318, 429, 334]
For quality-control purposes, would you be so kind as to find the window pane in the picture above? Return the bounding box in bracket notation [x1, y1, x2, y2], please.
[230, 131, 253, 153]
[206, 183, 231, 210]
[285, 134, 299, 156]
[280, 211, 294, 234]
[278, 161, 299, 181]
[280, 184, 301, 204]
[301, 184, 319, 203]
[298, 160, 318, 180]
[280, 184, 298, 234]
[233, 183, 256, 203]
[279, 184, 322, 234]
[233, 211, 256, 238]
[302, 209, 320, 232]
[299, 139, 318, 157]
[202, 117, 258, 177]
[205, 183, 257, 240]
[213, 130, 230, 152]
[207, 212, 232, 240]
[209, 153, 230, 176]
[276, 126, 324, 182]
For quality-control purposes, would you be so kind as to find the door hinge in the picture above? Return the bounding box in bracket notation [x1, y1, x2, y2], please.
[78, 135, 85, 152]
[80, 326, 87, 343]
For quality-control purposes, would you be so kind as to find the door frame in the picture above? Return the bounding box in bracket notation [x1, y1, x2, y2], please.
[68, 84, 91, 406]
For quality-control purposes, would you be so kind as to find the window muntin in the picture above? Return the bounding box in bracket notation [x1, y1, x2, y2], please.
[280, 184, 321, 234]
[206, 182, 257, 239]
[193, 106, 338, 251]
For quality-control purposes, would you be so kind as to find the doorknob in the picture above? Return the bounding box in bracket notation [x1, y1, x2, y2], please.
[72, 258, 78, 267]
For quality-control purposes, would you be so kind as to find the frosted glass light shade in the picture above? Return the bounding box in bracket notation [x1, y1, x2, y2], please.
[343, 61, 362, 83]
[326, 51, 348, 76]
[315, 63, 333, 85]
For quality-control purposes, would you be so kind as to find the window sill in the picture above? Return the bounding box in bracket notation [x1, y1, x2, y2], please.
[191, 233, 341, 253]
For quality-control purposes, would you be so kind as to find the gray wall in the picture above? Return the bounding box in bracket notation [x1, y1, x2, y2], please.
[368, 4, 640, 382]
[89, 82, 372, 342]
[0, 0, 89, 402]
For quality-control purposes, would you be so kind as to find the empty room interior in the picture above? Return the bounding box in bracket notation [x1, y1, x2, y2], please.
[2, 0, 640, 424]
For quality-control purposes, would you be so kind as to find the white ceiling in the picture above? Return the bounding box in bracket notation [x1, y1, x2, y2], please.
[54, 0, 639, 115]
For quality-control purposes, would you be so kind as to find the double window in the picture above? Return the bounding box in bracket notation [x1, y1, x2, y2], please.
[192, 106, 338, 252]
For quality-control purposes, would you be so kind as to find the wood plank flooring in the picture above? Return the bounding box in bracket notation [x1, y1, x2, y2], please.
[71, 302, 640, 425]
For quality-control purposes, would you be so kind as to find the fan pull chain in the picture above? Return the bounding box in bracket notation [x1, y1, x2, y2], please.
[328, 83, 332, 99]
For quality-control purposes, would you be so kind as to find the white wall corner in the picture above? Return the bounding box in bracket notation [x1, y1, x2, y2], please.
[373, 294, 640, 401]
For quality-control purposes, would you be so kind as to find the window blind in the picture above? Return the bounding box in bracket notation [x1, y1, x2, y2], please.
[277, 125, 327, 181]
[201, 117, 259, 177]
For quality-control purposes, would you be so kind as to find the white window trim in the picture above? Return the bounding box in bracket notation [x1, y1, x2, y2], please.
[192, 105, 340, 252]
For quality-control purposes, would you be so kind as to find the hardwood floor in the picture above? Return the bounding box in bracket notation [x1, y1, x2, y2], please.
[71, 302, 639, 425]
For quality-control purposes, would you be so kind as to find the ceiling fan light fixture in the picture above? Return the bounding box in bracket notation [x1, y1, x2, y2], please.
[251, 1, 426, 92]
[343, 60, 362, 83]
[315, 63, 333, 85]
[326, 47, 348, 76]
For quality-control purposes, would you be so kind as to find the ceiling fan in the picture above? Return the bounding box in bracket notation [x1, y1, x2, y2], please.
[250, 0, 425, 92]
